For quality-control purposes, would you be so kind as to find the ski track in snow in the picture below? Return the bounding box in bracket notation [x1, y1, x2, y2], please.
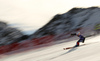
[0, 35, 100, 61]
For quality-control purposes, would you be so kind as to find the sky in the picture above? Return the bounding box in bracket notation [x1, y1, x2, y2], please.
[0, 0, 100, 34]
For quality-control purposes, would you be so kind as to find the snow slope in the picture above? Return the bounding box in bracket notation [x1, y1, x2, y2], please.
[0, 35, 100, 61]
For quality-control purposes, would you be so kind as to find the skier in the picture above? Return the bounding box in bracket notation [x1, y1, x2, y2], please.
[71, 32, 85, 47]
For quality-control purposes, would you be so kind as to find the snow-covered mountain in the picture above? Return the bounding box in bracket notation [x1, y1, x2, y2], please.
[0, 7, 100, 58]
[0, 21, 27, 46]
[30, 7, 100, 39]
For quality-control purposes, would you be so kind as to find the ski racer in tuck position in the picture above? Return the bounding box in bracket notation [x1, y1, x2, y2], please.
[71, 32, 85, 47]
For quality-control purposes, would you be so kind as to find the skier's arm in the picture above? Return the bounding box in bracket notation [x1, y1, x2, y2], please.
[71, 33, 76, 36]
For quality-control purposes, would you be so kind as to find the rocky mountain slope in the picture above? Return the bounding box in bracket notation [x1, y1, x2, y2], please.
[0, 21, 28, 46]
[30, 7, 100, 39]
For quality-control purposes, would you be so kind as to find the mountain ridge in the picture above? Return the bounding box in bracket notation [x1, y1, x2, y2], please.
[30, 7, 100, 39]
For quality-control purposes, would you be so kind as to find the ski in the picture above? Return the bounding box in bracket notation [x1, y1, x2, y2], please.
[63, 44, 86, 50]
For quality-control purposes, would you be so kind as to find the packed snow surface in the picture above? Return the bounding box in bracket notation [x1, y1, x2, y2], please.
[0, 35, 100, 61]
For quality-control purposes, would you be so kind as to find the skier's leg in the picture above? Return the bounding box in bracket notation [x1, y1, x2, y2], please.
[82, 38, 85, 43]
[77, 42, 79, 45]
[74, 41, 79, 47]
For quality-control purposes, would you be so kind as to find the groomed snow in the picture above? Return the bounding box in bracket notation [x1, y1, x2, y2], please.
[0, 35, 100, 61]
